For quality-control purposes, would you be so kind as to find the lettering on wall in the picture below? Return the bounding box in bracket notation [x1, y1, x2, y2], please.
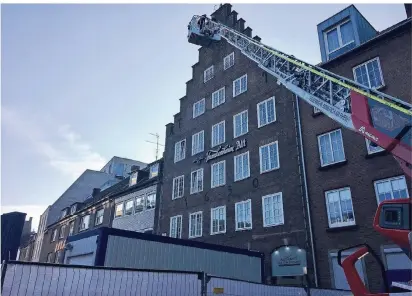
[193, 139, 247, 164]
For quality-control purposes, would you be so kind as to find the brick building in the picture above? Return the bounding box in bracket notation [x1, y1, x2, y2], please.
[300, 5, 412, 292]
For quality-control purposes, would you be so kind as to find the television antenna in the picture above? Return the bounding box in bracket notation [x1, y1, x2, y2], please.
[146, 133, 164, 160]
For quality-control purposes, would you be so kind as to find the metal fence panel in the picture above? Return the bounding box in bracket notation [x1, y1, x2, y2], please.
[1, 262, 202, 296]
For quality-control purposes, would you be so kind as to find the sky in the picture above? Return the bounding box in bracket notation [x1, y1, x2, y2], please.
[1, 3, 408, 231]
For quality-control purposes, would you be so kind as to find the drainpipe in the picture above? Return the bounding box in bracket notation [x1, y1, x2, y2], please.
[295, 95, 318, 287]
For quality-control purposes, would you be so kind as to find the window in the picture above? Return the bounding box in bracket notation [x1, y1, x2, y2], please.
[383, 246, 412, 271]
[330, 250, 366, 290]
[124, 199, 134, 215]
[192, 130, 204, 155]
[68, 221, 75, 236]
[146, 193, 156, 209]
[204, 66, 214, 83]
[365, 138, 384, 154]
[212, 87, 225, 108]
[262, 192, 284, 227]
[59, 225, 66, 239]
[79, 215, 90, 231]
[224, 52, 234, 70]
[149, 163, 159, 178]
[325, 187, 355, 228]
[318, 129, 346, 166]
[211, 160, 226, 188]
[190, 168, 204, 194]
[233, 74, 247, 97]
[259, 141, 280, 173]
[54, 250, 62, 264]
[211, 206, 226, 235]
[46, 252, 54, 263]
[61, 209, 68, 219]
[70, 204, 77, 215]
[189, 211, 203, 238]
[324, 20, 354, 54]
[233, 110, 248, 138]
[257, 96, 276, 128]
[193, 98, 205, 118]
[172, 175, 184, 199]
[174, 139, 186, 163]
[130, 171, 138, 186]
[170, 215, 182, 238]
[235, 200, 252, 230]
[51, 229, 58, 242]
[135, 195, 145, 212]
[211, 121, 225, 147]
[313, 107, 321, 114]
[374, 176, 409, 204]
[115, 203, 123, 218]
[353, 57, 385, 89]
[234, 151, 250, 181]
[95, 209, 104, 225]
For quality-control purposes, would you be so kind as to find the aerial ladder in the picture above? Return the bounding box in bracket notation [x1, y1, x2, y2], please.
[187, 14, 412, 296]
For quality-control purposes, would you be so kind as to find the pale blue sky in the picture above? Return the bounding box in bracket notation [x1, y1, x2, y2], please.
[1, 4, 407, 230]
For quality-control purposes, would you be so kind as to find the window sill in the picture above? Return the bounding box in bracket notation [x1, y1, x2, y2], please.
[211, 184, 226, 189]
[260, 167, 280, 175]
[233, 90, 247, 98]
[210, 231, 226, 236]
[234, 176, 251, 183]
[189, 236, 202, 239]
[365, 150, 387, 159]
[257, 120, 276, 129]
[326, 224, 358, 232]
[264, 222, 284, 228]
[319, 160, 347, 171]
[234, 132, 248, 139]
[235, 228, 252, 232]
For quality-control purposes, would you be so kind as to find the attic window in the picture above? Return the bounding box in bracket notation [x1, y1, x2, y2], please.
[70, 204, 77, 215]
[61, 209, 68, 219]
[324, 19, 354, 55]
[150, 163, 159, 179]
[130, 171, 138, 186]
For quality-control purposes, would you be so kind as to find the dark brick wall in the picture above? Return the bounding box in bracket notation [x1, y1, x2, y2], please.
[299, 23, 411, 291]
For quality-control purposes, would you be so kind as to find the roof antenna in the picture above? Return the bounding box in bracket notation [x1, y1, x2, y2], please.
[145, 133, 165, 160]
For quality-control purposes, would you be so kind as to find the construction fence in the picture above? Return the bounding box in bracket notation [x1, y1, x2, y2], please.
[1, 261, 353, 296]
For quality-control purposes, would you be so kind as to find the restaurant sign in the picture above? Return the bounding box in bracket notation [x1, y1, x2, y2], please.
[193, 139, 247, 164]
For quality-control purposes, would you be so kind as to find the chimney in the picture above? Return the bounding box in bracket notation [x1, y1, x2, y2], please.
[243, 27, 252, 37]
[405, 4, 411, 18]
[211, 3, 232, 24]
[92, 188, 101, 197]
[235, 18, 245, 32]
[131, 165, 140, 172]
[253, 35, 261, 42]
[228, 10, 238, 28]
[166, 123, 174, 136]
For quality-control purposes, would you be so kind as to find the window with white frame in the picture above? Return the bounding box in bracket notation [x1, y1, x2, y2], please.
[189, 211, 203, 238]
[211, 160, 226, 188]
[259, 141, 280, 173]
[54, 250, 62, 264]
[95, 209, 104, 225]
[172, 175, 184, 199]
[70, 204, 77, 215]
[192, 130, 204, 155]
[211, 206, 226, 234]
[234, 151, 250, 181]
[325, 187, 355, 228]
[204, 66, 214, 83]
[46, 252, 54, 263]
[130, 171, 138, 186]
[257, 96, 276, 128]
[174, 139, 186, 163]
[262, 192, 284, 227]
[233, 110, 248, 138]
[190, 168, 203, 194]
[353, 57, 384, 89]
[233, 74, 247, 97]
[193, 98, 205, 118]
[115, 203, 123, 218]
[135, 195, 145, 212]
[318, 129, 346, 166]
[212, 87, 225, 108]
[224, 52, 234, 70]
[59, 225, 66, 238]
[170, 215, 182, 238]
[365, 138, 384, 154]
[211, 121, 225, 147]
[146, 193, 156, 209]
[61, 209, 68, 219]
[124, 199, 134, 215]
[149, 163, 159, 178]
[236, 200, 252, 230]
[374, 176, 409, 204]
[79, 215, 90, 231]
[68, 221, 75, 236]
[51, 229, 58, 242]
[314, 107, 321, 114]
[324, 19, 354, 55]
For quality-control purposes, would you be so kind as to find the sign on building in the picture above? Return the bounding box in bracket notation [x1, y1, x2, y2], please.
[271, 246, 307, 277]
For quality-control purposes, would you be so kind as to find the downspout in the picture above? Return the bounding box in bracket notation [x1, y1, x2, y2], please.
[295, 95, 318, 287]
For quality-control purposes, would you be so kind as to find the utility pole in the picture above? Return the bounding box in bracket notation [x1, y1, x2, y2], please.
[146, 133, 165, 160]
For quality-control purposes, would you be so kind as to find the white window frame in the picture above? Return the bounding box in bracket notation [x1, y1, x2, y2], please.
[317, 129, 346, 167]
[373, 175, 409, 205]
[95, 208, 104, 225]
[129, 171, 138, 186]
[223, 52, 234, 70]
[59, 225, 66, 238]
[61, 209, 67, 219]
[172, 175, 185, 200]
[174, 139, 186, 163]
[233, 110, 248, 138]
[190, 168, 204, 194]
[68, 221, 75, 236]
[169, 215, 182, 239]
[234, 151, 250, 182]
[313, 106, 321, 114]
[149, 163, 159, 179]
[325, 187, 356, 228]
[191, 130, 204, 156]
[204, 65, 214, 83]
[70, 204, 77, 215]
[259, 141, 280, 174]
[193, 98, 205, 118]
[210, 206, 226, 235]
[262, 192, 284, 227]
[124, 198, 134, 216]
[233, 74, 247, 97]
[257, 96, 276, 128]
[79, 215, 90, 231]
[211, 160, 226, 188]
[114, 203, 123, 218]
[365, 138, 384, 155]
[212, 87, 226, 109]
[323, 19, 355, 55]
[211, 120, 225, 147]
[51, 229, 58, 242]
[189, 211, 203, 238]
[352, 57, 385, 89]
[235, 199, 252, 231]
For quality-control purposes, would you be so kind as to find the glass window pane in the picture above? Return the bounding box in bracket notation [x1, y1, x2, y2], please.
[340, 21, 354, 44]
[326, 28, 339, 52]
